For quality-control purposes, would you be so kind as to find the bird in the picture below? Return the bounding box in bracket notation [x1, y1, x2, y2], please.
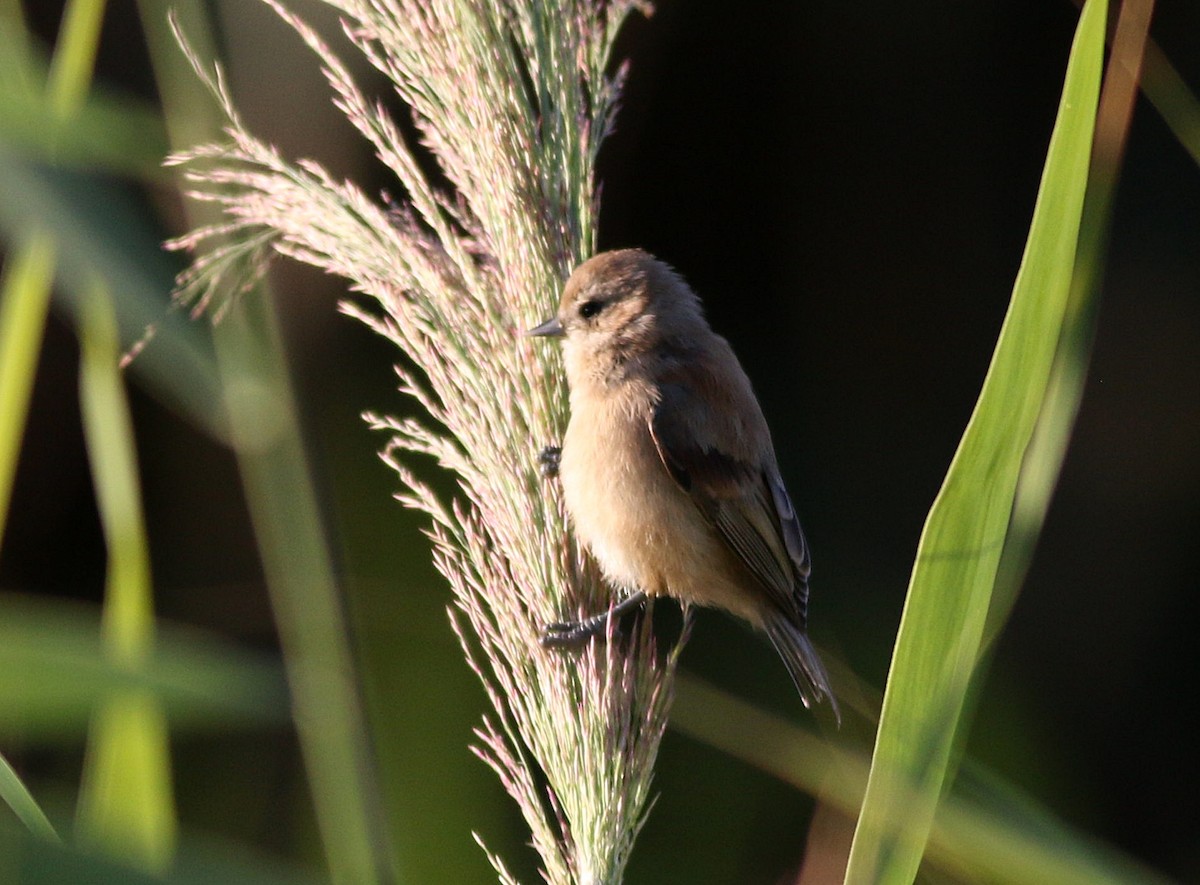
[528, 248, 838, 719]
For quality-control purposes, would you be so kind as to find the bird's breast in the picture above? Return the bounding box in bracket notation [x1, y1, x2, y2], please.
[560, 384, 711, 596]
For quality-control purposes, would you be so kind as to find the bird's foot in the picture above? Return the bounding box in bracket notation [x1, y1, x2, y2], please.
[540, 590, 648, 648]
[538, 445, 562, 479]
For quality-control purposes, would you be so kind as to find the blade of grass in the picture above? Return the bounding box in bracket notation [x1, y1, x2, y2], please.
[0, 753, 58, 841]
[0, 234, 55, 549]
[75, 279, 176, 873]
[0, 0, 107, 551]
[843, 2, 1107, 882]
[988, 0, 1155, 643]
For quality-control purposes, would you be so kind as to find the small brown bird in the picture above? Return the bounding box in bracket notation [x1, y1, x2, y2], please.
[529, 249, 838, 719]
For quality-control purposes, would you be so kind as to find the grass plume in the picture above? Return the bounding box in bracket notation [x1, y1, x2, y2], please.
[165, 1, 685, 882]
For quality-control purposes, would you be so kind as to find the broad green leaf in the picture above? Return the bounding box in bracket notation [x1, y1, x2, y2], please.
[844, 1, 1108, 882]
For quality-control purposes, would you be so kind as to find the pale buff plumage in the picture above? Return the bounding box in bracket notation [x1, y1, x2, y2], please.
[532, 249, 838, 718]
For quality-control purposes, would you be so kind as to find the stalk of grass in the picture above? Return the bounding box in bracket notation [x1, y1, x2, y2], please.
[0, 236, 54, 548]
[1, 0, 114, 510]
[74, 279, 177, 873]
[164, 1, 685, 881]
[213, 291, 400, 885]
[843, 2, 1107, 882]
[1140, 41, 1200, 166]
[140, 5, 400, 882]
[0, 0, 106, 545]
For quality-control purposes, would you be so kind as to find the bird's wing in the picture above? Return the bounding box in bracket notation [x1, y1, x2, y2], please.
[765, 465, 812, 618]
[648, 382, 810, 623]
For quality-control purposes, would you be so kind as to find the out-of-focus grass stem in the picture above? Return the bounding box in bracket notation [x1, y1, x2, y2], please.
[0, 237, 55, 548]
[0, 753, 59, 841]
[138, 4, 398, 880]
[0, 0, 107, 547]
[45, 0, 107, 112]
[75, 279, 177, 873]
[211, 291, 396, 885]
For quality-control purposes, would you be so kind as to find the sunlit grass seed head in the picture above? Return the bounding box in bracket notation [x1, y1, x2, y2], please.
[166, 1, 680, 882]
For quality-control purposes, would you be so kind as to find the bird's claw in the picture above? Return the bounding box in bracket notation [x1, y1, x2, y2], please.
[539, 617, 623, 648]
[538, 445, 562, 479]
[539, 591, 648, 649]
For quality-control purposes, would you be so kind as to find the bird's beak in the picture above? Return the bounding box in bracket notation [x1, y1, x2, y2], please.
[526, 316, 565, 338]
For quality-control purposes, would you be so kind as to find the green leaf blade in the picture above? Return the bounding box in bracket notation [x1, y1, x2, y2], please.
[0, 753, 59, 842]
[844, 1, 1109, 882]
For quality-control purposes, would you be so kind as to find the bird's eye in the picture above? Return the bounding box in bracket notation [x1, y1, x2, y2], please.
[578, 299, 603, 319]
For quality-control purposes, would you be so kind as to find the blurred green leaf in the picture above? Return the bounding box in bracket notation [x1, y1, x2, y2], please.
[0, 754, 58, 842]
[0, 144, 224, 436]
[75, 280, 177, 871]
[0, 85, 167, 177]
[0, 598, 289, 736]
[3, 823, 325, 884]
[76, 695, 177, 870]
[844, 1, 1107, 882]
[930, 763, 1168, 885]
[0, 230, 54, 553]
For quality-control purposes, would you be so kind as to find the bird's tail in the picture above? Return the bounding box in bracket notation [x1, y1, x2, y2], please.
[764, 614, 841, 725]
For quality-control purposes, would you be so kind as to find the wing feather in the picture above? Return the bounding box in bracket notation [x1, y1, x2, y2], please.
[648, 383, 808, 621]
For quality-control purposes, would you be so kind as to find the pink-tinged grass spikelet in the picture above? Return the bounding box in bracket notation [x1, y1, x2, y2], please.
[167, 1, 685, 882]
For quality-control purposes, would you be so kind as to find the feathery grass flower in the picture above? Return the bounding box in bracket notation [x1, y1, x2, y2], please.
[167, 2, 685, 882]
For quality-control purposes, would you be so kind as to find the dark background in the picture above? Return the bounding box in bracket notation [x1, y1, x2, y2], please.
[3, 0, 1198, 882]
